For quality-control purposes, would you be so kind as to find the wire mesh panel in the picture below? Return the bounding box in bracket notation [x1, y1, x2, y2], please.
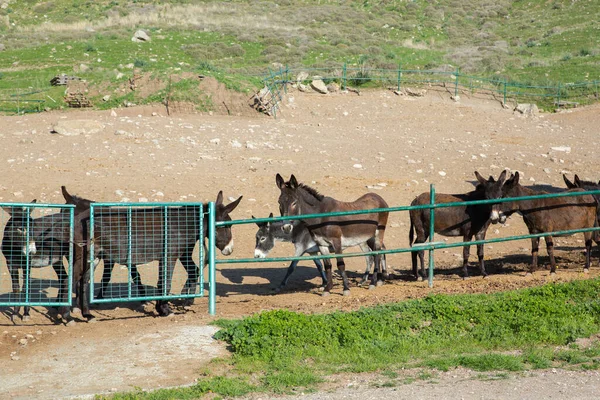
[0, 203, 74, 307]
[89, 203, 205, 303]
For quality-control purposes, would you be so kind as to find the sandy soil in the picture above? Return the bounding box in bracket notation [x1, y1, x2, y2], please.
[1, 87, 600, 399]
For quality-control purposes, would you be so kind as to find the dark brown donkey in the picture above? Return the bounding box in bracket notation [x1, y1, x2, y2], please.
[409, 171, 507, 280]
[65, 190, 242, 316]
[498, 171, 597, 275]
[276, 173, 389, 296]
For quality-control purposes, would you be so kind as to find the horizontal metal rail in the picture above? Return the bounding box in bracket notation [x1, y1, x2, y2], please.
[213, 187, 600, 289]
[217, 189, 600, 227]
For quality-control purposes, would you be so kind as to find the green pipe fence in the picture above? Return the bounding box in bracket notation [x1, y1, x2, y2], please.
[263, 65, 600, 115]
[0, 203, 74, 307]
[88, 202, 212, 311]
[212, 187, 600, 291]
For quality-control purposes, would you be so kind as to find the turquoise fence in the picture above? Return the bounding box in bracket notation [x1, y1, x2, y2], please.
[212, 187, 600, 289]
[0, 203, 74, 308]
[263, 64, 600, 115]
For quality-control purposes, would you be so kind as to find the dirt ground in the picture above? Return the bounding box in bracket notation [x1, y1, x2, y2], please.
[1, 87, 600, 399]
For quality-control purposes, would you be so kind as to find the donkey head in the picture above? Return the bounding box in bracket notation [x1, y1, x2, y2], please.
[276, 173, 301, 217]
[474, 170, 508, 224]
[2, 201, 38, 257]
[215, 191, 243, 256]
[253, 213, 275, 258]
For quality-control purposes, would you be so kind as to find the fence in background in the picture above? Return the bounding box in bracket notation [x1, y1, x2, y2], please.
[0, 89, 46, 114]
[263, 64, 600, 116]
[0, 204, 74, 308]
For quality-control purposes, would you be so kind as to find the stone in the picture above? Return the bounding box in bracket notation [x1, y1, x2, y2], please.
[132, 30, 151, 42]
[551, 146, 571, 153]
[51, 120, 105, 136]
[297, 83, 308, 92]
[406, 87, 426, 97]
[296, 71, 308, 82]
[102, 95, 111, 102]
[515, 103, 539, 116]
[310, 79, 328, 94]
[78, 64, 90, 73]
[209, 138, 220, 145]
[326, 82, 339, 93]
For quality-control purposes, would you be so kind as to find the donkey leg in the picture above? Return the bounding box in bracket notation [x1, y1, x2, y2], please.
[475, 231, 488, 278]
[97, 262, 112, 300]
[52, 261, 70, 319]
[320, 247, 334, 296]
[313, 256, 328, 290]
[528, 237, 540, 275]
[462, 235, 471, 279]
[277, 260, 299, 292]
[179, 252, 198, 306]
[545, 236, 557, 275]
[8, 262, 24, 321]
[358, 242, 372, 286]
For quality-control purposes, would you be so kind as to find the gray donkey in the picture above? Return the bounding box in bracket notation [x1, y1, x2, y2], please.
[254, 213, 387, 292]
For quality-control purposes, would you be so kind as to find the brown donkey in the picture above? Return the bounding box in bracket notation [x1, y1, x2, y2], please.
[276, 174, 389, 296]
[499, 171, 597, 275]
[409, 171, 507, 280]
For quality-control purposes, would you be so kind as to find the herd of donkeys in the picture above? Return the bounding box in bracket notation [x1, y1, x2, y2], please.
[1, 170, 599, 322]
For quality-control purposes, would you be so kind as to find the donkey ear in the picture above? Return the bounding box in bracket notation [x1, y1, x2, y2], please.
[497, 170, 508, 185]
[276, 173, 285, 189]
[2, 207, 14, 216]
[215, 191, 224, 206]
[563, 174, 576, 189]
[474, 171, 487, 185]
[268, 212, 274, 218]
[289, 174, 299, 189]
[30, 199, 37, 204]
[513, 171, 520, 185]
[224, 195, 242, 214]
[574, 175, 582, 186]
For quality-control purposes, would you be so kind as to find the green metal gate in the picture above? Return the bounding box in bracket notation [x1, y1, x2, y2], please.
[88, 202, 216, 313]
[0, 203, 74, 308]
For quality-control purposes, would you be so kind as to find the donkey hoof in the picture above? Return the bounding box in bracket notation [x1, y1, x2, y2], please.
[417, 276, 423, 282]
[22, 315, 30, 322]
[342, 290, 350, 296]
[318, 286, 325, 292]
[321, 291, 331, 297]
[376, 280, 384, 287]
[584, 268, 590, 274]
[368, 284, 376, 290]
[525, 272, 533, 277]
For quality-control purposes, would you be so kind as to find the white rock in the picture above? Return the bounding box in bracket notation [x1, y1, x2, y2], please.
[551, 146, 571, 153]
[230, 140, 242, 148]
[209, 138, 220, 145]
[310, 79, 328, 94]
[52, 120, 105, 136]
[353, 164, 363, 169]
[438, 171, 447, 176]
[132, 30, 151, 42]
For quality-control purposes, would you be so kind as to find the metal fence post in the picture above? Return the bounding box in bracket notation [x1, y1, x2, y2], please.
[208, 201, 217, 315]
[127, 206, 132, 298]
[428, 184, 435, 288]
[454, 68, 460, 98]
[342, 63, 347, 91]
[89, 205, 96, 299]
[503, 79, 507, 105]
[199, 203, 204, 295]
[68, 206, 74, 305]
[163, 207, 168, 296]
[557, 82, 562, 108]
[397, 63, 402, 91]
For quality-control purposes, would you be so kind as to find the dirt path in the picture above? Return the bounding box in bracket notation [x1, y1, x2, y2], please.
[1, 89, 600, 398]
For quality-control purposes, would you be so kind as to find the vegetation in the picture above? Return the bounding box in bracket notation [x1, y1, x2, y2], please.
[0, 0, 599, 112]
[102, 278, 600, 399]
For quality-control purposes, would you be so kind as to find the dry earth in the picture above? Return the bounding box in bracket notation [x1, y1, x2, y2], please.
[1, 88, 600, 399]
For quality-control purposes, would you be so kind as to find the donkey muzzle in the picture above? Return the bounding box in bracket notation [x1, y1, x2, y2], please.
[23, 242, 37, 256]
[282, 223, 293, 234]
[254, 249, 267, 259]
[490, 210, 500, 224]
[221, 239, 234, 256]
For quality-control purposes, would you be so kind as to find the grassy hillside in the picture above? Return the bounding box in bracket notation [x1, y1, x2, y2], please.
[0, 0, 598, 111]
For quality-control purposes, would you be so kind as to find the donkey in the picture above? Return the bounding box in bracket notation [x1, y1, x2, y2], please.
[68, 191, 242, 316]
[276, 173, 388, 296]
[563, 174, 600, 244]
[2, 201, 72, 321]
[409, 171, 507, 280]
[498, 171, 597, 275]
[60, 186, 146, 300]
[253, 213, 388, 292]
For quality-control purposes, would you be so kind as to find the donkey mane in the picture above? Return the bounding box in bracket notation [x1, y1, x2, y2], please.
[297, 183, 324, 201]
